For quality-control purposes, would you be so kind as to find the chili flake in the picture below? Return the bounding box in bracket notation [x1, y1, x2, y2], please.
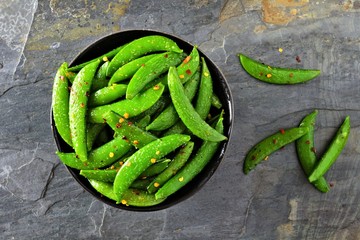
[153, 85, 160, 90]
[109, 152, 115, 158]
[264, 156, 269, 161]
[186, 69, 192, 75]
[103, 56, 109, 62]
[266, 73, 272, 78]
[156, 150, 160, 155]
[179, 74, 185, 79]
[119, 118, 125, 123]
[121, 199, 127, 205]
[278, 48, 283, 53]
[204, 72, 209, 77]
[280, 129, 285, 135]
[183, 56, 191, 64]
[123, 113, 130, 119]
[151, 158, 157, 164]
[154, 182, 160, 188]
[80, 103, 85, 108]
[178, 177, 184, 182]
[133, 140, 139, 145]
[305, 140, 311, 145]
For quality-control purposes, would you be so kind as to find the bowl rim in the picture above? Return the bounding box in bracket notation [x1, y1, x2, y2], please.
[50, 28, 234, 211]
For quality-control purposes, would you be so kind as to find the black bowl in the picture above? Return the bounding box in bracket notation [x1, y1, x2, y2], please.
[51, 29, 234, 211]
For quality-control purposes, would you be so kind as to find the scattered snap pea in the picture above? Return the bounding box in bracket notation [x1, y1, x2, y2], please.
[113, 134, 191, 201]
[91, 61, 110, 92]
[168, 66, 227, 142]
[52, 62, 72, 147]
[308, 116, 350, 183]
[126, 51, 184, 99]
[88, 83, 165, 123]
[86, 123, 105, 151]
[88, 83, 127, 107]
[243, 127, 309, 174]
[106, 35, 183, 77]
[155, 113, 224, 200]
[139, 159, 171, 179]
[108, 54, 160, 85]
[211, 93, 222, 109]
[195, 57, 213, 120]
[69, 60, 100, 162]
[148, 141, 194, 194]
[239, 53, 320, 84]
[296, 110, 330, 193]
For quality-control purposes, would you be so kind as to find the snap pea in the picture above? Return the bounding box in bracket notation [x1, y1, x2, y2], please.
[243, 127, 309, 174]
[130, 178, 154, 191]
[88, 84, 127, 107]
[108, 54, 160, 85]
[68, 44, 126, 72]
[104, 111, 157, 149]
[167, 66, 227, 142]
[106, 35, 183, 77]
[155, 113, 224, 200]
[131, 95, 171, 122]
[211, 93, 222, 109]
[86, 123, 105, 151]
[88, 83, 165, 123]
[113, 134, 191, 201]
[239, 54, 320, 84]
[80, 169, 116, 182]
[91, 61, 110, 92]
[308, 116, 350, 183]
[296, 111, 330, 193]
[195, 57, 213, 120]
[56, 135, 132, 170]
[162, 120, 187, 136]
[52, 62, 72, 147]
[69, 60, 100, 162]
[148, 141, 194, 194]
[146, 70, 200, 131]
[126, 52, 184, 99]
[88, 179, 165, 207]
[139, 159, 171, 179]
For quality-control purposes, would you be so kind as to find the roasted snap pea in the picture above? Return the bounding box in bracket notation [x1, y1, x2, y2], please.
[243, 127, 309, 174]
[69, 60, 100, 162]
[126, 52, 184, 99]
[146, 70, 200, 131]
[56, 136, 132, 170]
[88, 84, 127, 107]
[195, 58, 213, 120]
[106, 35, 183, 77]
[86, 123, 105, 151]
[108, 54, 161, 85]
[113, 134, 191, 201]
[167, 67, 227, 142]
[148, 141, 194, 194]
[88, 83, 165, 123]
[52, 62, 72, 147]
[296, 111, 330, 193]
[155, 113, 224, 200]
[91, 61, 110, 92]
[308, 116, 350, 183]
[89, 179, 165, 207]
[239, 54, 320, 84]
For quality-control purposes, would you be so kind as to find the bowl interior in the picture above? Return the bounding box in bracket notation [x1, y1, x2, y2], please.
[51, 29, 233, 211]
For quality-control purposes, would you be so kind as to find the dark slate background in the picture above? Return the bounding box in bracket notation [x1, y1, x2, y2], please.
[1, 0, 360, 239]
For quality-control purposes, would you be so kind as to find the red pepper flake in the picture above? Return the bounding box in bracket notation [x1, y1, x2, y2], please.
[259, 72, 263, 76]
[273, 139, 277, 144]
[164, 53, 168, 58]
[280, 129, 285, 135]
[85, 82, 89, 85]
[80, 103, 85, 108]
[183, 56, 191, 64]
[116, 123, 121, 128]
[186, 69, 192, 75]
[141, 63, 145, 67]
[127, 121, 133, 126]
[311, 147, 317, 153]
[305, 140, 311, 145]
[329, 182, 334, 187]
[85, 91, 90, 97]
[296, 56, 301, 63]
[179, 74, 185, 79]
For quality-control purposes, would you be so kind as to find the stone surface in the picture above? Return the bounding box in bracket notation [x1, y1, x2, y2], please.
[1, 0, 360, 239]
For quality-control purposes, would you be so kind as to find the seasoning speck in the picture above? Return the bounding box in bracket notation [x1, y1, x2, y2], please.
[179, 74, 185, 79]
[103, 56, 109, 62]
[153, 85, 160, 90]
[109, 152, 114, 158]
[156, 150, 160, 155]
[151, 158, 157, 164]
[121, 199, 127, 205]
[296, 56, 301, 63]
[266, 73, 272, 78]
[119, 118, 125, 123]
[123, 113, 129, 119]
[278, 48, 283, 53]
[154, 182, 160, 188]
[178, 177, 184, 182]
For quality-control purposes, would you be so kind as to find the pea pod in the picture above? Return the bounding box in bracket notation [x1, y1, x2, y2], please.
[88, 83, 165, 123]
[167, 66, 227, 142]
[239, 54, 320, 84]
[195, 58, 213, 120]
[108, 54, 160, 85]
[126, 52, 184, 99]
[91, 61, 110, 92]
[88, 179, 165, 207]
[243, 127, 309, 174]
[52, 62, 72, 147]
[148, 141, 194, 193]
[88, 84, 127, 107]
[296, 111, 330, 192]
[106, 35, 183, 77]
[113, 134, 191, 201]
[146, 70, 200, 131]
[139, 159, 171, 179]
[56, 136, 132, 170]
[130, 179, 154, 191]
[155, 113, 224, 200]
[211, 93, 222, 109]
[69, 60, 100, 162]
[86, 123, 105, 151]
[308, 116, 350, 182]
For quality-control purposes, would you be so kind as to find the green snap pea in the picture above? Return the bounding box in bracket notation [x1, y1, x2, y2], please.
[195, 58, 213, 120]
[155, 113, 224, 200]
[69, 60, 100, 162]
[139, 159, 171, 179]
[104, 111, 157, 149]
[130, 178, 154, 191]
[162, 120, 187, 136]
[146, 70, 200, 131]
[56, 136, 132, 170]
[239, 54, 320, 84]
[167, 66, 227, 142]
[52, 62, 72, 147]
[88, 179, 165, 207]
[126, 52, 184, 99]
[243, 127, 309, 174]
[148, 141, 194, 194]
[296, 111, 330, 193]
[106, 35, 183, 77]
[80, 169, 116, 182]
[91, 61, 110, 92]
[86, 123, 105, 151]
[131, 95, 171, 122]
[211, 93, 222, 109]
[88, 83, 165, 123]
[113, 134, 191, 201]
[108, 54, 160, 85]
[68, 44, 126, 72]
[88, 84, 127, 107]
[308, 116, 350, 183]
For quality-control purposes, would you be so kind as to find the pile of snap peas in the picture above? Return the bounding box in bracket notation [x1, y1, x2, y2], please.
[239, 54, 350, 193]
[52, 35, 228, 207]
